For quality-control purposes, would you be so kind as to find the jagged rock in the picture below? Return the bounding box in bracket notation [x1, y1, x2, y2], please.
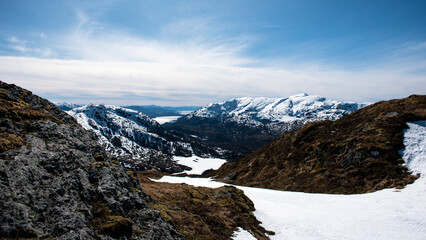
[0, 81, 185, 239]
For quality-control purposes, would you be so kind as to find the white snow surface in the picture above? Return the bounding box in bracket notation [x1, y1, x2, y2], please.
[156, 121, 426, 240]
[153, 116, 181, 124]
[232, 227, 257, 240]
[174, 155, 227, 175]
[187, 93, 363, 127]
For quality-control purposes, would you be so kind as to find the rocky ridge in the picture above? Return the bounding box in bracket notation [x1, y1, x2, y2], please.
[211, 95, 426, 194]
[0, 81, 184, 239]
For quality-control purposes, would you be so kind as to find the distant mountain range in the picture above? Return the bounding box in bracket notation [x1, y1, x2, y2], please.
[59, 94, 366, 163]
[124, 105, 200, 118]
[67, 104, 232, 172]
[54, 102, 83, 111]
[56, 102, 200, 118]
[165, 93, 366, 159]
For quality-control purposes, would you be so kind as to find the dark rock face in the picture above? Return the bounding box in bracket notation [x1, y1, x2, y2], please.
[0, 81, 184, 239]
[212, 95, 426, 194]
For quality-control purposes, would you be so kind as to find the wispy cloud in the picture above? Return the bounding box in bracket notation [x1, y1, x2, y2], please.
[42, 10, 254, 67]
[6, 36, 54, 57]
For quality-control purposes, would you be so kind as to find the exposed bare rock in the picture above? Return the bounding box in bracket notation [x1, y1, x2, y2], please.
[0, 81, 184, 239]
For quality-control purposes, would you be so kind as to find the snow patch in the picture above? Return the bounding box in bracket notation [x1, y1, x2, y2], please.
[232, 227, 256, 240]
[174, 156, 227, 175]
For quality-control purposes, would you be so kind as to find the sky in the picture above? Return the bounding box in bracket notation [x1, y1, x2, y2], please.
[0, 0, 425, 106]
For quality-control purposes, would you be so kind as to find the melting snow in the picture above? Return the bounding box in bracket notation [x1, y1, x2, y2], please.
[156, 121, 426, 240]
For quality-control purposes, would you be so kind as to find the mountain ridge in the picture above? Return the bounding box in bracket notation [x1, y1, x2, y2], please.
[210, 94, 426, 194]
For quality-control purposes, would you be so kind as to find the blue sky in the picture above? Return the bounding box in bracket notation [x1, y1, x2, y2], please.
[0, 0, 425, 105]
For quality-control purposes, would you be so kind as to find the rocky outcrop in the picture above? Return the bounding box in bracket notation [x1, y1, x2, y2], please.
[211, 95, 426, 194]
[0, 81, 184, 239]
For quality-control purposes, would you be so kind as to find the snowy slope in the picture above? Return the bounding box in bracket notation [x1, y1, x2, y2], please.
[67, 104, 230, 172]
[187, 93, 362, 127]
[68, 104, 185, 157]
[156, 120, 426, 240]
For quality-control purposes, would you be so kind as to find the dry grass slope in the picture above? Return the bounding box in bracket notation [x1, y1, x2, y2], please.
[137, 170, 273, 240]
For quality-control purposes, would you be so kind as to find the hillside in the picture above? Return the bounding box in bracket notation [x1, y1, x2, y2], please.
[166, 93, 362, 159]
[137, 171, 273, 240]
[211, 95, 426, 194]
[0, 81, 184, 239]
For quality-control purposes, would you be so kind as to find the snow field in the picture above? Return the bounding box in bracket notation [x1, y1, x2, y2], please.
[156, 121, 426, 240]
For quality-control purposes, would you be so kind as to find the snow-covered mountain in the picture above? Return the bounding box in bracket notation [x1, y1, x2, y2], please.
[55, 102, 83, 111]
[187, 93, 362, 128]
[166, 93, 365, 159]
[67, 104, 230, 172]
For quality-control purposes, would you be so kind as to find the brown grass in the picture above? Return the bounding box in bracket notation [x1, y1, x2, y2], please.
[0, 132, 25, 153]
[88, 200, 133, 238]
[137, 171, 274, 240]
